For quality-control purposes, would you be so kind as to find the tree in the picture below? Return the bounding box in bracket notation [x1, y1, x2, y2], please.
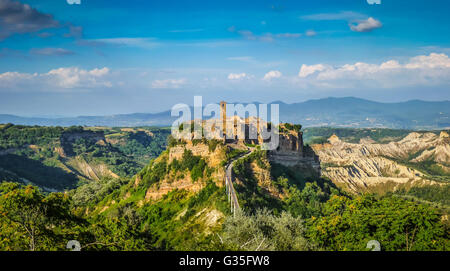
[0, 182, 83, 251]
[308, 195, 449, 251]
[219, 209, 317, 251]
[83, 216, 151, 251]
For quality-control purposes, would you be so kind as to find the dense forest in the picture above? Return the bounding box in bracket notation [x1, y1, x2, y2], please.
[0, 177, 448, 251]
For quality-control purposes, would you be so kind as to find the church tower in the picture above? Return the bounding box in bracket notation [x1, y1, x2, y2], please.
[220, 101, 227, 139]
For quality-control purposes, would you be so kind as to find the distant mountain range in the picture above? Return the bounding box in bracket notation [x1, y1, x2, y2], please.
[1, 97, 449, 129]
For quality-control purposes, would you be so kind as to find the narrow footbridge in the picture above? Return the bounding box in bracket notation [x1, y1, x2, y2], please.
[224, 149, 254, 215]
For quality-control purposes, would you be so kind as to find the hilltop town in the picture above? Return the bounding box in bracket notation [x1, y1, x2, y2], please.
[171, 101, 319, 168]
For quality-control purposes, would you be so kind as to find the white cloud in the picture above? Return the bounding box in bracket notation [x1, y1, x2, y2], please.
[405, 53, 450, 69]
[263, 70, 282, 80]
[46, 67, 111, 88]
[305, 30, 317, 37]
[297, 53, 450, 88]
[0, 67, 112, 90]
[88, 67, 110, 77]
[302, 12, 382, 33]
[151, 78, 186, 89]
[379, 60, 401, 70]
[298, 64, 329, 78]
[349, 17, 382, 32]
[0, 71, 35, 81]
[0, 71, 36, 88]
[228, 73, 248, 80]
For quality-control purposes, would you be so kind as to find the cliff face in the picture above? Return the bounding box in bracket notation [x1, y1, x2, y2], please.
[144, 174, 204, 201]
[66, 156, 119, 181]
[169, 141, 226, 169]
[268, 125, 320, 170]
[135, 142, 227, 201]
[410, 132, 450, 164]
[312, 132, 450, 193]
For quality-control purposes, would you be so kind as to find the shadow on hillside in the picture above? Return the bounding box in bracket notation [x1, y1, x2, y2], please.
[270, 162, 337, 190]
[0, 154, 78, 191]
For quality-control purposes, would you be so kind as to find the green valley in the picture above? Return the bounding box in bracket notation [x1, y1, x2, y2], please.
[0, 123, 448, 251]
[0, 124, 170, 191]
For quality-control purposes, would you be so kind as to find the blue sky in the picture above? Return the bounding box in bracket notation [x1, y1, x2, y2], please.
[1, 0, 450, 116]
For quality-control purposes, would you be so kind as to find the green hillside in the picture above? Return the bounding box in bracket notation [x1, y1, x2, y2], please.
[0, 126, 448, 251]
[0, 124, 170, 191]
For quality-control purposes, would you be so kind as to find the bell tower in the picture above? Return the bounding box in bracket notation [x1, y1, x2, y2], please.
[220, 101, 226, 138]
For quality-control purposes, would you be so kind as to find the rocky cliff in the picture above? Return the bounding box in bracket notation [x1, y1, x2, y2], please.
[134, 141, 228, 201]
[312, 132, 450, 193]
[268, 124, 320, 170]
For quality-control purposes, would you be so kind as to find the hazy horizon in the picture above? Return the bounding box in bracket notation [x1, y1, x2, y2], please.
[0, 96, 449, 118]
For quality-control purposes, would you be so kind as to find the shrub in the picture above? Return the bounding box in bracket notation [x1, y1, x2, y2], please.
[220, 209, 316, 251]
